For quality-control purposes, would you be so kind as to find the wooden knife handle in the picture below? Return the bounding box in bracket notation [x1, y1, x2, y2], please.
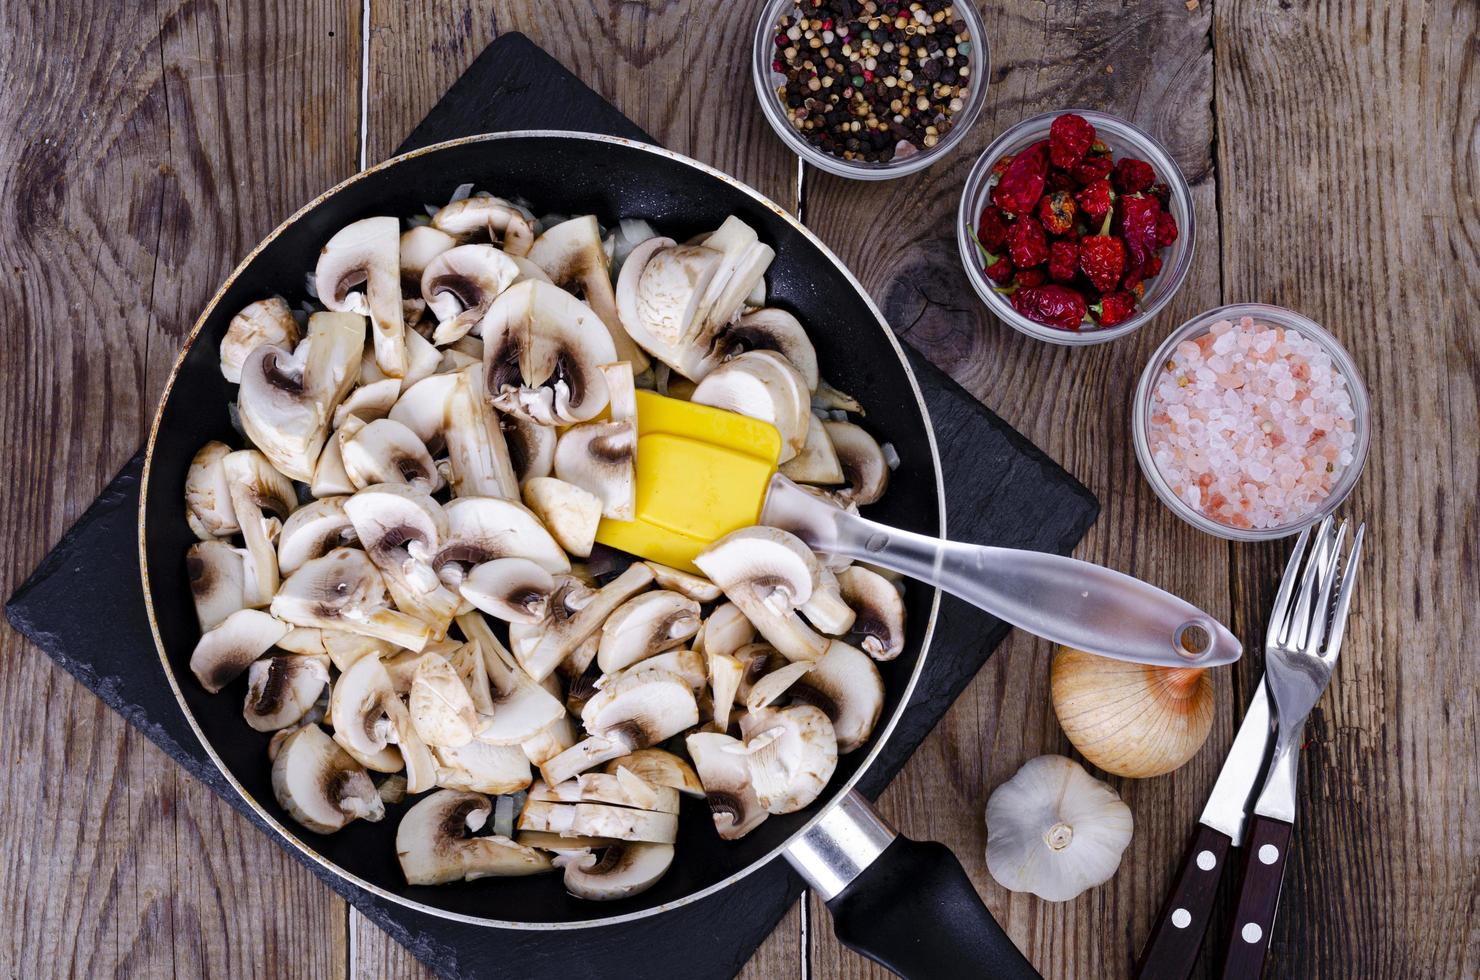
[1219, 815, 1294, 979]
[1134, 823, 1233, 980]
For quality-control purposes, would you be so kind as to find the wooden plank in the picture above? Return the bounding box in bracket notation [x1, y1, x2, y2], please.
[1214, 1, 1479, 976]
[800, 1, 1229, 977]
[0, 0, 358, 974]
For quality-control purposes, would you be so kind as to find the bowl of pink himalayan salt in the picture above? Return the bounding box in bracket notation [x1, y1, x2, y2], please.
[1133, 304, 1369, 540]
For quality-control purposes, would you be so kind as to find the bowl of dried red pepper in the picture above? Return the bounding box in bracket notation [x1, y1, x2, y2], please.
[957, 109, 1195, 344]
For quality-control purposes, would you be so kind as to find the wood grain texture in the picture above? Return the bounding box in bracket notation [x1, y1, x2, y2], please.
[0, 0, 358, 975]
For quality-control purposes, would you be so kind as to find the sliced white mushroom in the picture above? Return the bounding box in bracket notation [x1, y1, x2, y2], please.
[221, 297, 300, 384]
[408, 651, 479, 747]
[388, 372, 459, 451]
[329, 650, 407, 764]
[320, 631, 393, 672]
[517, 829, 618, 851]
[744, 660, 816, 712]
[837, 565, 905, 660]
[738, 704, 837, 814]
[316, 216, 406, 378]
[823, 420, 890, 506]
[529, 772, 679, 814]
[185, 441, 239, 540]
[276, 627, 326, 656]
[460, 558, 554, 624]
[341, 417, 442, 494]
[419, 244, 521, 346]
[397, 789, 551, 885]
[518, 799, 678, 845]
[561, 842, 674, 901]
[698, 602, 755, 660]
[431, 197, 535, 256]
[187, 539, 247, 631]
[540, 668, 697, 785]
[276, 496, 356, 575]
[510, 563, 653, 683]
[779, 414, 844, 485]
[343, 483, 460, 636]
[435, 496, 570, 589]
[708, 650, 744, 731]
[553, 419, 636, 521]
[432, 740, 532, 794]
[694, 527, 828, 662]
[528, 216, 650, 371]
[444, 366, 519, 499]
[310, 415, 361, 498]
[243, 654, 331, 731]
[481, 279, 615, 425]
[734, 642, 788, 703]
[603, 748, 704, 798]
[607, 647, 707, 692]
[456, 613, 566, 746]
[721, 308, 819, 392]
[812, 379, 865, 415]
[685, 731, 768, 840]
[789, 639, 885, 753]
[237, 312, 365, 481]
[643, 563, 722, 602]
[272, 724, 384, 833]
[521, 714, 579, 768]
[596, 590, 701, 674]
[399, 225, 457, 324]
[503, 415, 557, 484]
[800, 566, 857, 636]
[601, 361, 638, 421]
[220, 449, 295, 606]
[189, 608, 290, 693]
[689, 217, 775, 356]
[271, 547, 432, 651]
[691, 351, 809, 462]
[522, 477, 601, 558]
[331, 376, 400, 429]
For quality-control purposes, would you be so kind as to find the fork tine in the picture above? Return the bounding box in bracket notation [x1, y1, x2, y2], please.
[1321, 523, 1366, 658]
[1266, 524, 1313, 649]
[1303, 520, 1349, 655]
[1286, 516, 1336, 649]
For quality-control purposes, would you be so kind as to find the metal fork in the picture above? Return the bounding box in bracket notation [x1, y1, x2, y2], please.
[1221, 516, 1367, 978]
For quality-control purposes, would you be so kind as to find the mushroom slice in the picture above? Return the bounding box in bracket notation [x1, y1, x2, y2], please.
[562, 842, 674, 901]
[691, 351, 810, 462]
[609, 647, 707, 690]
[601, 361, 638, 422]
[272, 725, 385, 833]
[698, 602, 755, 659]
[343, 483, 459, 636]
[271, 548, 432, 651]
[799, 566, 857, 636]
[614, 237, 715, 371]
[341, 417, 442, 494]
[739, 704, 838, 815]
[688, 217, 775, 355]
[503, 415, 557, 484]
[779, 414, 845, 485]
[734, 643, 789, 703]
[837, 566, 905, 661]
[517, 800, 678, 845]
[789, 639, 885, 753]
[521, 715, 579, 768]
[399, 225, 457, 319]
[643, 563, 723, 603]
[694, 527, 828, 662]
[431, 197, 535, 256]
[528, 216, 650, 372]
[553, 419, 636, 520]
[329, 650, 408, 763]
[685, 732, 768, 840]
[320, 631, 393, 672]
[388, 372, 459, 451]
[221, 297, 300, 384]
[522, 477, 601, 558]
[744, 660, 816, 712]
[708, 651, 744, 731]
[823, 420, 890, 506]
[812, 379, 865, 415]
[444, 366, 519, 499]
[436, 496, 571, 586]
[529, 773, 679, 814]
[277, 497, 356, 575]
[408, 652, 479, 747]
[276, 627, 327, 656]
[517, 829, 618, 851]
[512, 563, 653, 683]
[603, 748, 704, 798]
[187, 539, 246, 631]
[596, 590, 702, 674]
[432, 740, 532, 795]
[397, 789, 551, 885]
[189, 608, 290, 693]
[482, 280, 616, 425]
[185, 441, 239, 539]
[239, 312, 365, 481]
[720, 308, 819, 392]
[244, 655, 331, 731]
[316, 216, 407, 378]
[311, 416, 361, 498]
[456, 612, 566, 745]
[221, 450, 296, 606]
[420, 244, 521, 346]
[332, 377, 401, 430]
[460, 558, 554, 624]
[541, 669, 697, 785]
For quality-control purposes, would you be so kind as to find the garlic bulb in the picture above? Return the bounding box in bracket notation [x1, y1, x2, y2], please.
[985, 755, 1132, 902]
[1050, 647, 1214, 778]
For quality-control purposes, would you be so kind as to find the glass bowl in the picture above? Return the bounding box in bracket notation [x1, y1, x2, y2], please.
[1132, 304, 1371, 541]
[751, 0, 990, 180]
[955, 109, 1196, 345]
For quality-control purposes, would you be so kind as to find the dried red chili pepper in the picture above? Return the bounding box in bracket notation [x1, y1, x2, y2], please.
[1155, 210, 1179, 247]
[1120, 193, 1162, 271]
[1074, 179, 1114, 222]
[1112, 157, 1156, 194]
[1012, 284, 1087, 330]
[1049, 113, 1096, 169]
[982, 250, 1015, 283]
[1016, 267, 1047, 288]
[1048, 240, 1079, 283]
[1070, 154, 1112, 185]
[1007, 214, 1050, 268]
[977, 207, 1010, 252]
[1046, 169, 1076, 192]
[1091, 291, 1137, 326]
[1038, 191, 1076, 236]
[1141, 254, 1164, 279]
[994, 140, 1049, 214]
[1078, 212, 1127, 294]
[991, 152, 1016, 177]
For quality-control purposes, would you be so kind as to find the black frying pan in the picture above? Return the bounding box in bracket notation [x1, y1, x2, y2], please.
[140, 133, 1038, 979]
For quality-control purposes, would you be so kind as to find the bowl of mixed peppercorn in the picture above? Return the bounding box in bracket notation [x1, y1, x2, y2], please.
[957, 110, 1195, 344]
[753, 0, 989, 178]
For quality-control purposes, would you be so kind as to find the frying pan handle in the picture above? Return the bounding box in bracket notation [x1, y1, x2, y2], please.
[785, 791, 1040, 980]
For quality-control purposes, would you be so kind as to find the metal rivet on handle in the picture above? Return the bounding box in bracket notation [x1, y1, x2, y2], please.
[1259, 844, 1279, 864]
[1171, 908, 1191, 929]
[1175, 621, 1212, 659]
[1242, 923, 1263, 944]
[1196, 849, 1216, 871]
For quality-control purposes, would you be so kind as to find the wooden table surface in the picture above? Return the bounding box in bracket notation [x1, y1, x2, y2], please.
[1, 1, 1475, 977]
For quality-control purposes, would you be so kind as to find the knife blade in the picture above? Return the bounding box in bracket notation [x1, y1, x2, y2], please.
[1198, 678, 1274, 846]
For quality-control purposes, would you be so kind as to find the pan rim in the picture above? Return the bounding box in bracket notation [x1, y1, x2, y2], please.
[138, 130, 946, 929]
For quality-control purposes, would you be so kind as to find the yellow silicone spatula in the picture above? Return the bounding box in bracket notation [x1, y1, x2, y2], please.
[598, 390, 1240, 669]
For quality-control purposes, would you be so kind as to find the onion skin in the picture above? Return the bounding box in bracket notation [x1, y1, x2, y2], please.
[1050, 647, 1214, 778]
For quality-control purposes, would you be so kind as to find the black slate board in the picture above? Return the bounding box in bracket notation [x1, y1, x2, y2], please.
[4, 32, 1097, 979]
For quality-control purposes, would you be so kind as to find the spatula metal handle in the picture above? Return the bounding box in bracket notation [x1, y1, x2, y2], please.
[764, 476, 1239, 668]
